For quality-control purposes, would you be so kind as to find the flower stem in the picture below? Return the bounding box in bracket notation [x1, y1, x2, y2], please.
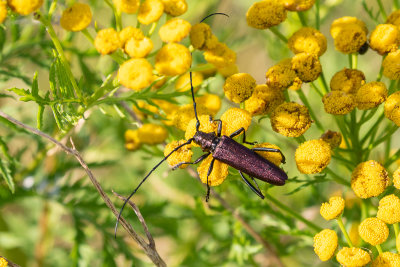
[297, 90, 324, 132]
[376, 244, 383, 254]
[325, 167, 350, 186]
[317, 73, 329, 95]
[352, 53, 358, 69]
[315, 0, 320, 30]
[377, 0, 387, 20]
[268, 27, 288, 43]
[337, 216, 353, 247]
[297, 12, 308, 27]
[394, 223, 399, 239]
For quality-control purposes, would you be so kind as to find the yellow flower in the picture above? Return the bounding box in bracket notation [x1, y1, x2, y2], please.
[358, 217, 389, 246]
[190, 23, 219, 50]
[217, 64, 239, 78]
[60, 3, 92, 32]
[164, 140, 193, 169]
[336, 247, 371, 267]
[288, 27, 327, 56]
[7, 0, 43, 15]
[137, 124, 168, 145]
[171, 104, 209, 131]
[197, 155, 228, 186]
[394, 167, 400, 189]
[284, 0, 315, 11]
[295, 139, 331, 174]
[138, 0, 164, 25]
[372, 252, 400, 267]
[253, 143, 284, 166]
[155, 43, 191, 76]
[119, 26, 144, 47]
[196, 94, 221, 116]
[377, 194, 400, 224]
[330, 16, 368, 39]
[291, 52, 321, 82]
[185, 115, 218, 145]
[223, 73, 256, 103]
[94, 28, 122, 55]
[161, 0, 187, 17]
[330, 17, 368, 54]
[175, 72, 203, 92]
[0, 1, 7, 24]
[244, 84, 284, 116]
[270, 102, 312, 137]
[203, 42, 236, 68]
[288, 77, 303, 91]
[320, 130, 342, 149]
[118, 58, 153, 91]
[113, 0, 139, 14]
[351, 160, 389, 199]
[355, 81, 387, 110]
[383, 50, 400, 80]
[313, 229, 338, 261]
[387, 10, 400, 27]
[320, 196, 345, 220]
[265, 59, 297, 90]
[132, 100, 159, 120]
[246, 0, 287, 29]
[322, 91, 356, 115]
[369, 24, 400, 55]
[124, 129, 141, 151]
[384, 91, 400, 126]
[220, 108, 252, 137]
[125, 37, 153, 58]
[330, 68, 366, 94]
[0, 257, 8, 267]
[159, 18, 191, 43]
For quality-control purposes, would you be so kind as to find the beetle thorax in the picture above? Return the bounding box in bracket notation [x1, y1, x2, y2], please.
[193, 131, 218, 152]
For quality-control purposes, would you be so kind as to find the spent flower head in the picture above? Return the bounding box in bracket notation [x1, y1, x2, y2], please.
[246, 0, 287, 29]
[322, 91, 356, 115]
[383, 50, 400, 80]
[384, 91, 400, 126]
[330, 68, 365, 94]
[320, 130, 342, 149]
[270, 102, 312, 137]
[265, 59, 297, 90]
[291, 52, 321, 82]
[355, 81, 387, 110]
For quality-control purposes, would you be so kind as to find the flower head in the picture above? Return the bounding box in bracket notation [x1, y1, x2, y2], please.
[355, 81, 387, 110]
[270, 102, 312, 137]
[137, 124, 168, 145]
[118, 58, 153, 91]
[164, 140, 193, 169]
[358, 217, 389, 246]
[113, 0, 139, 14]
[203, 42, 236, 68]
[217, 64, 239, 78]
[351, 160, 389, 199]
[138, 0, 164, 25]
[265, 59, 297, 90]
[175, 72, 203, 92]
[196, 94, 221, 116]
[330, 68, 366, 94]
[155, 43, 191, 76]
[159, 18, 191, 43]
[95, 28, 122, 55]
[322, 91, 356, 115]
[220, 108, 252, 137]
[253, 143, 284, 166]
[197, 155, 228, 186]
[223, 73, 256, 103]
[246, 0, 287, 29]
[320, 130, 342, 149]
[60, 3, 92, 32]
[384, 91, 400, 126]
[291, 52, 321, 82]
[336, 247, 371, 267]
[190, 23, 219, 50]
[383, 50, 400, 80]
[330, 17, 368, 54]
[124, 129, 141, 151]
[0, 2, 6, 24]
[7, 0, 43, 15]
[387, 10, 400, 27]
[377, 194, 400, 224]
[372, 252, 400, 267]
[393, 167, 400, 190]
[295, 139, 331, 174]
[288, 27, 327, 56]
[125, 37, 153, 58]
[369, 24, 400, 55]
[320, 196, 345, 220]
[313, 229, 338, 261]
[119, 27, 144, 47]
[171, 104, 209, 131]
[161, 0, 187, 17]
[284, 0, 315, 11]
[0, 257, 8, 267]
[245, 84, 285, 116]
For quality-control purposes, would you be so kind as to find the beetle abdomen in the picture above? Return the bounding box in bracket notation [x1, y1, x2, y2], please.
[212, 136, 287, 185]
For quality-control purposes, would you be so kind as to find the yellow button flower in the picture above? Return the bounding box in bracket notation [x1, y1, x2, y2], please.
[284, 0, 315, 11]
[124, 129, 141, 151]
[223, 73, 256, 103]
[220, 108, 252, 137]
[196, 94, 221, 116]
[330, 68, 366, 94]
[351, 160, 389, 199]
[295, 139, 331, 174]
[330, 17, 368, 54]
[377, 194, 400, 224]
[119, 26, 144, 47]
[60, 3, 92, 32]
[322, 91, 356, 115]
[387, 10, 400, 27]
[313, 229, 338, 261]
[137, 123, 168, 145]
[270, 102, 312, 137]
[265, 58, 297, 90]
[372, 252, 400, 267]
[336, 247, 371, 267]
[0, 257, 8, 267]
[155, 43, 191, 76]
[245, 84, 284, 116]
[291, 52, 321, 82]
[383, 50, 400, 80]
[161, 0, 187, 17]
[288, 27, 327, 56]
[246, 0, 287, 29]
[175, 71, 203, 92]
[190, 23, 219, 50]
[358, 217, 389, 246]
[253, 143, 283, 166]
[355, 81, 387, 110]
[384, 91, 400, 126]
[369, 24, 400, 55]
[217, 64, 239, 78]
[159, 18, 191, 43]
[394, 167, 400, 189]
[185, 115, 218, 145]
[171, 104, 209, 131]
[320, 130, 342, 149]
[320, 196, 345, 220]
[118, 58, 153, 91]
[7, 0, 43, 15]
[203, 42, 236, 68]
[330, 16, 368, 39]
[113, 0, 139, 14]
[138, 0, 164, 25]
[0, 1, 6, 24]
[164, 140, 193, 169]
[197, 155, 228, 186]
[94, 28, 122, 55]
[125, 36, 153, 58]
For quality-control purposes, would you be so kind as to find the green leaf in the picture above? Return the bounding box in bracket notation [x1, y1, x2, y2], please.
[37, 104, 45, 130]
[8, 87, 30, 97]
[0, 158, 15, 193]
[0, 27, 5, 53]
[31, 72, 39, 98]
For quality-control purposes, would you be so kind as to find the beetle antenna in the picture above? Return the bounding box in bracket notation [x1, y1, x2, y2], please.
[200, 12, 229, 23]
[114, 138, 194, 238]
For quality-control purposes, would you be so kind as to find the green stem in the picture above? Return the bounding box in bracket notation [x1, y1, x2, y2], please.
[376, 244, 383, 254]
[352, 53, 358, 69]
[81, 28, 94, 44]
[348, 54, 352, 69]
[395, 0, 400, 9]
[325, 167, 350, 186]
[268, 27, 288, 43]
[334, 116, 352, 158]
[147, 22, 158, 37]
[361, 201, 368, 221]
[315, 0, 320, 30]
[297, 90, 324, 132]
[377, 0, 387, 21]
[283, 89, 290, 102]
[377, 56, 386, 81]
[384, 149, 400, 168]
[361, 112, 385, 144]
[297, 12, 307, 27]
[317, 73, 329, 94]
[337, 216, 353, 247]
[394, 223, 399, 239]
[294, 135, 306, 144]
[310, 82, 324, 98]
[265, 193, 322, 233]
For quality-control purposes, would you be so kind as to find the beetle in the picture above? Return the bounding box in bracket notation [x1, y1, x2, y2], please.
[115, 13, 288, 236]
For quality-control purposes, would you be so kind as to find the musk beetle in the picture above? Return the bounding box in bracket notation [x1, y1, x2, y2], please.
[115, 13, 288, 237]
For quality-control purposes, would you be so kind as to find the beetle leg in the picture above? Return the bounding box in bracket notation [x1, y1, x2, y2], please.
[252, 147, 286, 164]
[239, 171, 265, 199]
[171, 153, 210, 170]
[205, 158, 216, 202]
[229, 127, 257, 145]
[209, 116, 223, 137]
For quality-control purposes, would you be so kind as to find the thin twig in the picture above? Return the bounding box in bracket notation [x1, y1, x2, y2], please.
[0, 110, 166, 267]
